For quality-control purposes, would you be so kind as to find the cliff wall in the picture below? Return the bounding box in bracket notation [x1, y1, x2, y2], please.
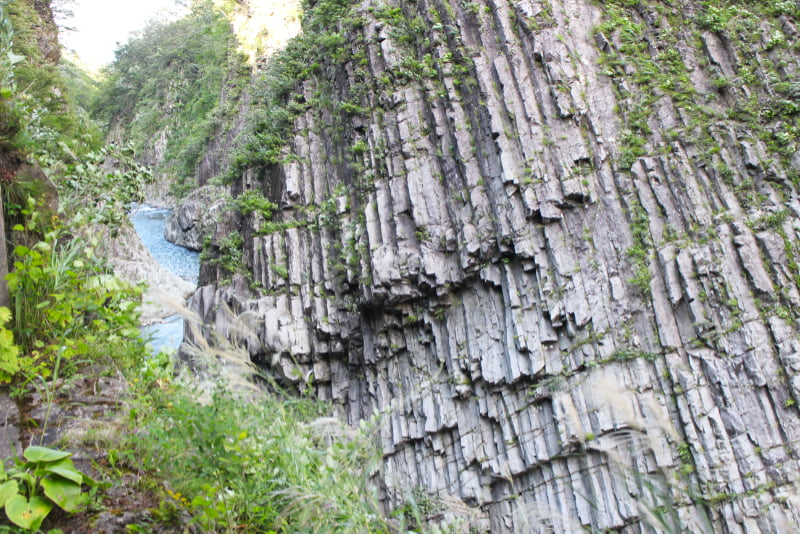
[192, 0, 800, 531]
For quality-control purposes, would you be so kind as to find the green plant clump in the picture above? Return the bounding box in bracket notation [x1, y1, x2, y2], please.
[5, 224, 145, 383]
[124, 381, 390, 533]
[55, 143, 154, 230]
[0, 2, 401, 533]
[231, 189, 278, 219]
[0, 446, 94, 531]
[226, 0, 360, 180]
[3, 0, 102, 161]
[0, 306, 19, 382]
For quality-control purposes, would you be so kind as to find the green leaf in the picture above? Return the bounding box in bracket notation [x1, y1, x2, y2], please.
[11, 472, 35, 488]
[120, 327, 141, 338]
[7, 52, 24, 65]
[0, 480, 18, 506]
[41, 476, 86, 512]
[40, 458, 83, 484]
[4, 494, 52, 530]
[23, 446, 72, 463]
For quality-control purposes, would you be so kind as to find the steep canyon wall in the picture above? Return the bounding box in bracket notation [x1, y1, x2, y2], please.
[191, 0, 800, 531]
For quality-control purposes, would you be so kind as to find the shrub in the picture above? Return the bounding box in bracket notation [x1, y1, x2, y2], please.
[5, 225, 145, 382]
[0, 306, 19, 383]
[127, 383, 390, 533]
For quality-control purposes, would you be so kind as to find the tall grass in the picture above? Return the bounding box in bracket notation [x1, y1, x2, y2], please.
[128, 383, 388, 533]
[119, 300, 392, 533]
[5, 224, 145, 383]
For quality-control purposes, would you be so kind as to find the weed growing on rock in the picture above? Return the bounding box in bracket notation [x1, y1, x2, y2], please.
[0, 446, 95, 531]
[112, 305, 392, 534]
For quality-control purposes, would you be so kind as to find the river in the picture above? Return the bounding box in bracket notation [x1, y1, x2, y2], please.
[129, 204, 200, 354]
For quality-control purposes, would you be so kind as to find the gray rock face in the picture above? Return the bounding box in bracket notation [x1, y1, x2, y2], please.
[164, 186, 227, 251]
[0, 394, 21, 463]
[191, 1, 800, 531]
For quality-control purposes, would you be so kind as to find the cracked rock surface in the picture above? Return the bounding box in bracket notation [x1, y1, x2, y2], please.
[190, 1, 800, 531]
[164, 185, 227, 251]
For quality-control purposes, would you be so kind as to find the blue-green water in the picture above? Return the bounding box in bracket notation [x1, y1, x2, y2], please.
[130, 204, 199, 354]
[130, 205, 199, 284]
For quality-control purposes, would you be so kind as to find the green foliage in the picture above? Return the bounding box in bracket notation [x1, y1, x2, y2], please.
[231, 190, 278, 218]
[390, 487, 448, 532]
[0, 0, 148, 433]
[609, 347, 659, 362]
[54, 143, 154, 230]
[5, 224, 145, 382]
[0, 445, 93, 531]
[205, 230, 245, 278]
[93, 1, 249, 193]
[0, 1, 27, 161]
[302, 0, 353, 32]
[598, 0, 800, 177]
[226, 0, 361, 180]
[0, 306, 19, 383]
[58, 55, 102, 114]
[124, 383, 389, 533]
[1, 3, 394, 533]
[3, 0, 101, 160]
[625, 199, 652, 295]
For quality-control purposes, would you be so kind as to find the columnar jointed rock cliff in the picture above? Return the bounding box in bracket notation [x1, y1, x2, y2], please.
[190, 0, 800, 531]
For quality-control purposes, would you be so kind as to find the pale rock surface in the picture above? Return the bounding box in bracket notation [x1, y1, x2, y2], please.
[101, 223, 195, 324]
[0, 394, 21, 463]
[190, 0, 800, 531]
[164, 185, 227, 251]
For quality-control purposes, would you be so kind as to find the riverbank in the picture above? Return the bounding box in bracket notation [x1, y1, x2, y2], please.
[102, 212, 196, 326]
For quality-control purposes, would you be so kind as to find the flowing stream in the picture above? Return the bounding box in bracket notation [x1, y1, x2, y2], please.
[129, 204, 200, 354]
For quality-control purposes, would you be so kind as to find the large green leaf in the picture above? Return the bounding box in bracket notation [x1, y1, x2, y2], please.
[41, 476, 86, 512]
[11, 471, 35, 488]
[0, 480, 18, 507]
[4, 494, 52, 530]
[23, 445, 71, 463]
[37, 457, 83, 484]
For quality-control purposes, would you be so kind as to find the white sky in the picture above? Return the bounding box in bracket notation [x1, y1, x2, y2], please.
[60, 0, 189, 70]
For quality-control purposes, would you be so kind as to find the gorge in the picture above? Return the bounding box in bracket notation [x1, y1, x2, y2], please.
[3, 0, 800, 532]
[176, 0, 800, 531]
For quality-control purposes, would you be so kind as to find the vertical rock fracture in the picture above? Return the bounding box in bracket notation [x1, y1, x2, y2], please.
[191, 0, 800, 531]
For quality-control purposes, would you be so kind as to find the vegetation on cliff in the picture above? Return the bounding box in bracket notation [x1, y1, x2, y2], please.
[1, 1, 397, 532]
[4, 0, 800, 530]
[195, 0, 800, 531]
[92, 0, 250, 197]
[2, 0, 101, 161]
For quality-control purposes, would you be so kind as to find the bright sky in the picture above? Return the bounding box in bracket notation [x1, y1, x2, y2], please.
[60, 0, 189, 70]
